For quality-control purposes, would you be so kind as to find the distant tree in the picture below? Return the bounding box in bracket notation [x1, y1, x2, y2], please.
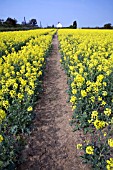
[5, 17, 17, 26]
[47, 25, 52, 28]
[95, 26, 100, 29]
[69, 25, 73, 28]
[0, 19, 4, 25]
[73, 20, 77, 29]
[52, 24, 54, 28]
[104, 23, 112, 29]
[29, 19, 37, 26]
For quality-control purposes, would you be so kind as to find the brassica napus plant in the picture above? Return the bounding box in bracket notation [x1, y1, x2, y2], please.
[0, 29, 55, 57]
[0, 29, 56, 169]
[58, 29, 113, 170]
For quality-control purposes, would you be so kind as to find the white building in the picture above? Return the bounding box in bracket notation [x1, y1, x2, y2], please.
[56, 22, 62, 28]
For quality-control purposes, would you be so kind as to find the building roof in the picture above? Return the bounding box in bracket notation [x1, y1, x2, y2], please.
[56, 22, 62, 28]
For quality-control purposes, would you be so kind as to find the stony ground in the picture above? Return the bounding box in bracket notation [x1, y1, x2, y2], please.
[18, 34, 90, 170]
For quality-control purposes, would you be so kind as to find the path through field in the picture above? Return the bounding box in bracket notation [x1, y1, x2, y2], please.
[18, 34, 90, 170]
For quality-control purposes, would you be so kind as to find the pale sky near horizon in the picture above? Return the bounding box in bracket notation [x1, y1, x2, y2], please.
[0, 0, 113, 28]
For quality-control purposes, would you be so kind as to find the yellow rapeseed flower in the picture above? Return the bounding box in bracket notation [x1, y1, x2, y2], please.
[27, 106, 33, 112]
[98, 96, 102, 101]
[106, 158, 113, 170]
[104, 108, 111, 116]
[72, 89, 77, 94]
[101, 100, 106, 106]
[0, 135, 3, 142]
[70, 96, 76, 104]
[77, 144, 82, 149]
[104, 132, 107, 137]
[91, 111, 98, 119]
[102, 91, 107, 96]
[38, 71, 42, 77]
[81, 90, 87, 97]
[86, 146, 94, 155]
[108, 138, 113, 147]
[0, 109, 6, 122]
[93, 119, 107, 130]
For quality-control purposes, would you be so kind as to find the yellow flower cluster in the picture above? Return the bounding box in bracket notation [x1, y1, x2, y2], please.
[106, 158, 113, 170]
[0, 109, 6, 123]
[93, 119, 107, 130]
[91, 110, 98, 119]
[86, 146, 94, 155]
[77, 143, 82, 149]
[108, 138, 113, 147]
[27, 106, 33, 112]
[0, 135, 3, 143]
[104, 108, 111, 116]
[70, 96, 76, 104]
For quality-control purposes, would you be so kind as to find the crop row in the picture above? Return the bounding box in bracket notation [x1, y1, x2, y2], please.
[0, 29, 56, 169]
[58, 29, 113, 170]
[0, 29, 55, 57]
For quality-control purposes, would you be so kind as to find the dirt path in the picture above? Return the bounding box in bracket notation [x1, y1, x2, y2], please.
[18, 34, 90, 170]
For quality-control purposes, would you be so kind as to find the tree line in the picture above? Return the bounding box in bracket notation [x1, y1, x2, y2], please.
[0, 17, 113, 30]
[0, 17, 37, 27]
[81, 23, 113, 29]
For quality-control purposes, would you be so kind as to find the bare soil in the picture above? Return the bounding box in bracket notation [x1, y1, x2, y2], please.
[18, 34, 90, 170]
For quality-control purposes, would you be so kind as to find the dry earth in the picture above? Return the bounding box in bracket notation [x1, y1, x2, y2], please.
[18, 34, 90, 170]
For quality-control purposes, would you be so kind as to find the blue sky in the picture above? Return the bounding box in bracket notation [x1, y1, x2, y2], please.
[0, 0, 113, 28]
